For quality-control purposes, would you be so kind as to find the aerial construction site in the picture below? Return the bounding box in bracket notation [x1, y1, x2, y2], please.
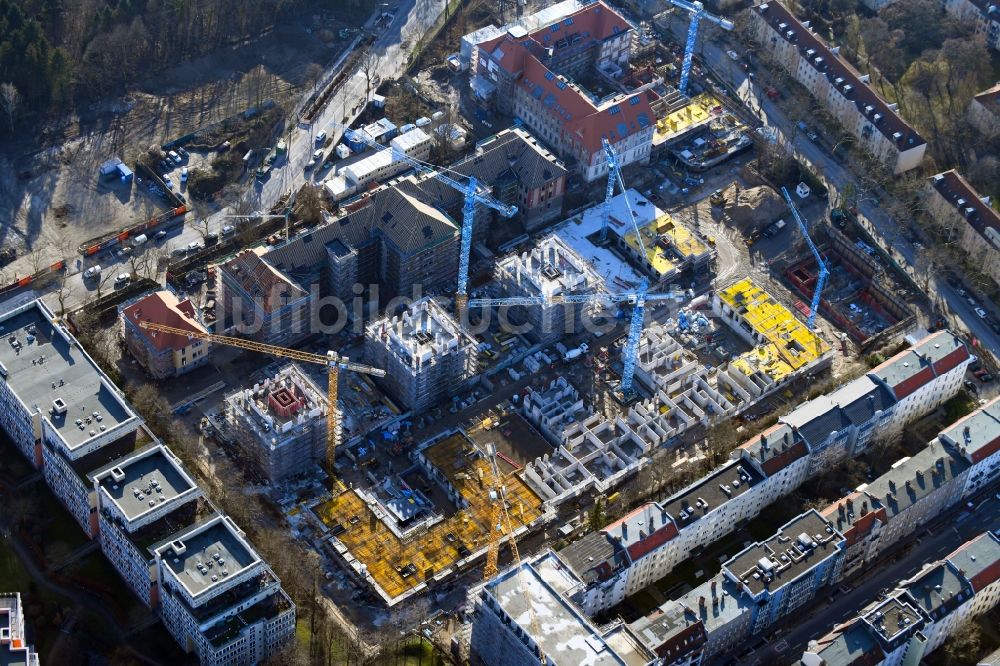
[2, 0, 999, 664]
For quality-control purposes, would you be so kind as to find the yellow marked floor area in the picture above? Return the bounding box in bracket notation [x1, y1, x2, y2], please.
[622, 213, 708, 277]
[654, 92, 722, 144]
[313, 433, 543, 601]
[719, 278, 830, 382]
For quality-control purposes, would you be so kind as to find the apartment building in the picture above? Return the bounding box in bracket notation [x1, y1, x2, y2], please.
[724, 510, 846, 635]
[862, 442, 971, 559]
[937, 396, 1000, 497]
[968, 83, 1000, 137]
[943, 0, 1000, 51]
[121, 290, 210, 379]
[736, 423, 812, 507]
[471, 1, 657, 182]
[494, 234, 605, 344]
[447, 128, 568, 231]
[0, 593, 40, 666]
[92, 444, 204, 607]
[219, 176, 461, 339]
[0, 299, 143, 535]
[218, 247, 312, 346]
[924, 170, 1000, 285]
[822, 491, 887, 581]
[867, 330, 973, 440]
[800, 532, 1000, 666]
[224, 364, 328, 483]
[748, 2, 926, 174]
[782, 375, 896, 475]
[154, 515, 296, 666]
[469, 550, 654, 666]
[364, 297, 479, 412]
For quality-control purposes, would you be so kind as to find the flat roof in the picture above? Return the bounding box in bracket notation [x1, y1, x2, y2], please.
[861, 594, 923, 643]
[497, 234, 606, 299]
[94, 445, 198, 523]
[938, 396, 1000, 463]
[902, 561, 970, 619]
[718, 278, 830, 382]
[0, 300, 137, 455]
[156, 516, 260, 599]
[487, 552, 634, 665]
[808, 622, 883, 666]
[661, 459, 762, 529]
[724, 510, 844, 597]
[947, 532, 1000, 593]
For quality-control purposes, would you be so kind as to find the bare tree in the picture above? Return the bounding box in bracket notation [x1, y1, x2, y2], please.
[0, 82, 20, 132]
[359, 46, 379, 103]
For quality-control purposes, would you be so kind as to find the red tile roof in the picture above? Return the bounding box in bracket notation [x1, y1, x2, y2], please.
[123, 291, 207, 352]
[930, 170, 1000, 241]
[755, 2, 924, 150]
[478, 0, 654, 156]
[973, 83, 1000, 112]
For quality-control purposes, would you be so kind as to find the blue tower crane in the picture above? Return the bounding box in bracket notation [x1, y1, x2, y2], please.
[333, 123, 518, 316]
[781, 186, 828, 329]
[600, 138, 621, 242]
[469, 282, 685, 396]
[668, 0, 735, 96]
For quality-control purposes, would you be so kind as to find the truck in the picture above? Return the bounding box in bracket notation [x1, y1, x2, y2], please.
[563, 342, 589, 361]
[763, 219, 787, 238]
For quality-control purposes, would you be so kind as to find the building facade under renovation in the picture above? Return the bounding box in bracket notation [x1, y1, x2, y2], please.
[224, 365, 328, 483]
[364, 297, 479, 412]
[494, 234, 605, 344]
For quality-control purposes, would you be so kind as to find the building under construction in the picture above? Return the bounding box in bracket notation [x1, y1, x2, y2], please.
[364, 297, 479, 412]
[223, 364, 328, 483]
[494, 234, 605, 344]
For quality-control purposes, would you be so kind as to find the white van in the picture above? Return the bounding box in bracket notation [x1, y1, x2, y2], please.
[131, 234, 148, 247]
[83, 265, 102, 280]
[315, 130, 328, 146]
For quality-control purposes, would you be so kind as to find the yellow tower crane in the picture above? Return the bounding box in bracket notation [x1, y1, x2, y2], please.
[481, 443, 545, 664]
[137, 321, 385, 481]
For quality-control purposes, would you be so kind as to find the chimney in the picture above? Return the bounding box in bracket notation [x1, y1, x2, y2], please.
[711, 580, 718, 598]
[699, 596, 706, 609]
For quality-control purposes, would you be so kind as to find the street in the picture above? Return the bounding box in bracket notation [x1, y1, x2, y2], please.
[734, 493, 1000, 665]
[43, 0, 448, 314]
[677, 23, 1000, 359]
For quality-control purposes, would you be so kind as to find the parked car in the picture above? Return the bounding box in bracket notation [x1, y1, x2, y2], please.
[83, 265, 102, 280]
[163, 176, 174, 190]
[168, 150, 182, 165]
[180, 167, 189, 182]
[187, 241, 203, 252]
[975, 307, 988, 319]
[155, 230, 167, 240]
[221, 224, 235, 236]
[171, 247, 187, 257]
[965, 380, 979, 393]
[114, 273, 130, 286]
[177, 146, 189, 159]
[726, 50, 739, 61]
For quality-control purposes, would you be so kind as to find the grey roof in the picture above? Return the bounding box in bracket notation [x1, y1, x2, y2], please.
[868, 349, 929, 391]
[723, 510, 844, 597]
[912, 330, 968, 366]
[864, 444, 969, 518]
[901, 562, 971, 620]
[93, 445, 197, 523]
[947, 532, 1000, 592]
[661, 459, 762, 530]
[487, 552, 634, 665]
[265, 177, 458, 277]
[451, 128, 566, 193]
[559, 530, 622, 581]
[156, 516, 260, 598]
[860, 594, 924, 645]
[809, 622, 883, 666]
[783, 376, 895, 447]
[938, 397, 1000, 460]
[602, 502, 674, 552]
[629, 599, 703, 656]
[0, 300, 137, 456]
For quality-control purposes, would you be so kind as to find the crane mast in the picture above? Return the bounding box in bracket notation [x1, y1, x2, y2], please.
[668, 0, 735, 95]
[136, 321, 385, 483]
[781, 186, 828, 328]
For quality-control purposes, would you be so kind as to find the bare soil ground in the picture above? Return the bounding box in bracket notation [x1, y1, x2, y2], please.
[0, 22, 343, 280]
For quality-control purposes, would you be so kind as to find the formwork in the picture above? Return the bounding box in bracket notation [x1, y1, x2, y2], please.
[313, 432, 544, 604]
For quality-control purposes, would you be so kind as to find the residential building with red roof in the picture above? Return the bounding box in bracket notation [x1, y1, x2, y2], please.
[471, 1, 656, 182]
[867, 330, 971, 440]
[121, 290, 210, 379]
[938, 396, 1000, 497]
[924, 170, 1000, 285]
[968, 82, 1000, 137]
[748, 2, 926, 174]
